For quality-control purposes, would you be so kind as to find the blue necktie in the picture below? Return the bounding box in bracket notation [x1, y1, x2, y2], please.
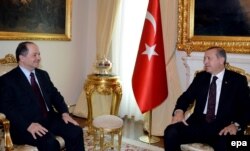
[206, 76, 218, 123]
[30, 72, 48, 118]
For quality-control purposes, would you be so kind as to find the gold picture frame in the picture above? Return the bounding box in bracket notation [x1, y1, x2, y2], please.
[0, 0, 72, 41]
[177, 0, 250, 54]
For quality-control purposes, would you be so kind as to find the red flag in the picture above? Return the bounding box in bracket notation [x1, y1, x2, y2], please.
[132, 0, 168, 113]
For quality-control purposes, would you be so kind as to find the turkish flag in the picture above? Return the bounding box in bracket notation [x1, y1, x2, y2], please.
[132, 0, 168, 113]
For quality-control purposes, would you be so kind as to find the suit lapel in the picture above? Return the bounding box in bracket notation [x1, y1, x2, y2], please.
[217, 70, 230, 116]
[16, 67, 33, 92]
[200, 73, 212, 111]
[14, 67, 39, 102]
[34, 70, 49, 105]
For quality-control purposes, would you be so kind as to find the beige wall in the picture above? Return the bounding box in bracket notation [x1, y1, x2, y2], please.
[0, 0, 97, 105]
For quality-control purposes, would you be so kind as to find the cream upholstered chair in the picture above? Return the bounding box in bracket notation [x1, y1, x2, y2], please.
[84, 74, 123, 150]
[93, 114, 123, 151]
[180, 63, 250, 151]
[0, 54, 65, 151]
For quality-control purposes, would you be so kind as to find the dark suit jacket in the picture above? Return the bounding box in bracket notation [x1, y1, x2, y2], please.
[0, 67, 69, 133]
[174, 69, 250, 131]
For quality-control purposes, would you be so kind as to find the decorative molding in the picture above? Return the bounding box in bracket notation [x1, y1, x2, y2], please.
[182, 53, 250, 88]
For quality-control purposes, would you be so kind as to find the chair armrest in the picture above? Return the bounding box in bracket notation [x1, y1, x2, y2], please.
[0, 113, 14, 151]
[244, 124, 250, 135]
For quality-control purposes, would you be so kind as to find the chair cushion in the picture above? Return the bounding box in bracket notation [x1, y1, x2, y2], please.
[56, 136, 65, 149]
[13, 145, 38, 151]
[0, 113, 6, 119]
[93, 115, 123, 129]
[12, 136, 65, 151]
[0, 63, 17, 76]
[181, 143, 214, 151]
[0, 132, 65, 151]
[0, 129, 4, 151]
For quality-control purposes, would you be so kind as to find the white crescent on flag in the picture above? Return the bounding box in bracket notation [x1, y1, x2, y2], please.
[146, 11, 156, 36]
[142, 11, 158, 61]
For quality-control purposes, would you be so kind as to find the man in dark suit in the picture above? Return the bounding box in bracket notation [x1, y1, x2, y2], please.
[0, 41, 85, 151]
[164, 46, 250, 150]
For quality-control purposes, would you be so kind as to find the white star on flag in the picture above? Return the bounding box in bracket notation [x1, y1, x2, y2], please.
[142, 43, 158, 61]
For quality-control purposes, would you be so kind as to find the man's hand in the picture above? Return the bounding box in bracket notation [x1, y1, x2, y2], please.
[219, 123, 238, 135]
[62, 113, 79, 126]
[171, 109, 188, 126]
[27, 123, 48, 139]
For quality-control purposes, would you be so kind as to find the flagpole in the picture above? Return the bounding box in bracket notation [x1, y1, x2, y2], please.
[139, 110, 160, 144]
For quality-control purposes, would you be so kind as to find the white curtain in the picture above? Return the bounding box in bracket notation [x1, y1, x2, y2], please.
[96, 0, 121, 60]
[112, 0, 149, 120]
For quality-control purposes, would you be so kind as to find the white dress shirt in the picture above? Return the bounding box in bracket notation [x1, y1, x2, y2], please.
[203, 69, 225, 115]
[19, 66, 49, 111]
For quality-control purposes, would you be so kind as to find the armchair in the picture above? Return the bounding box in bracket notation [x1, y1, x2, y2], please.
[180, 63, 250, 151]
[0, 54, 65, 151]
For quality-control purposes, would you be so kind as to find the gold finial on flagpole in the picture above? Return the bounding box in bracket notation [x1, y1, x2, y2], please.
[139, 110, 160, 143]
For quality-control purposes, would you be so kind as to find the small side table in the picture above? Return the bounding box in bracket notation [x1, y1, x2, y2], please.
[84, 74, 122, 132]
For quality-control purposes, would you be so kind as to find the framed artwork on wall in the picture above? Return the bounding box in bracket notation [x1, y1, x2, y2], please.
[0, 0, 72, 41]
[177, 0, 250, 54]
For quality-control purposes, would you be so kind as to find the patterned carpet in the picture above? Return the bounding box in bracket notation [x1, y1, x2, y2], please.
[83, 128, 164, 151]
[0, 128, 164, 151]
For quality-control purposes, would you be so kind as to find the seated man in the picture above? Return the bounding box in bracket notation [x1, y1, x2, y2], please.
[0, 41, 85, 151]
[164, 46, 250, 151]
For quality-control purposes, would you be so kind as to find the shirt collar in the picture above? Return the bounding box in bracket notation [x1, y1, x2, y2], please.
[213, 69, 225, 82]
[19, 66, 36, 80]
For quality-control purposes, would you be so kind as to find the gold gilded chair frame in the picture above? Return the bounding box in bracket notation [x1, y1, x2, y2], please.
[0, 54, 17, 64]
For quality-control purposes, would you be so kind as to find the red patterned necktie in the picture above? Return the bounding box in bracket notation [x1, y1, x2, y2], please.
[30, 72, 48, 117]
[205, 76, 218, 123]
